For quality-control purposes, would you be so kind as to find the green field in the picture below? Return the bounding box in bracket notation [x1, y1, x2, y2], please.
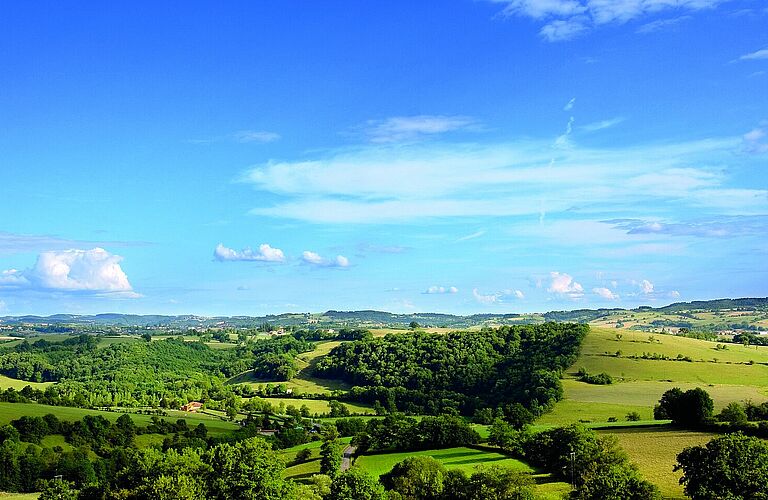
[0, 402, 239, 435]
[544, 327, 768, 426]
[258, 397, 374, 416]
[598, 428, 718, 499]
[356, 446, 535, 477]
[0, 375, 52, 390]
[0, 493, 39, 499]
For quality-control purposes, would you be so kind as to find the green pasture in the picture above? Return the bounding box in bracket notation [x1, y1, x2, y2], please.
[0, 375, 52, 390]
[258, 397, 375, 415]
[280, 437, 353, 482]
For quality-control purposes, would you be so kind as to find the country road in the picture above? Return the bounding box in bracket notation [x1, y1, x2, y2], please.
[341, 445, 357, 471]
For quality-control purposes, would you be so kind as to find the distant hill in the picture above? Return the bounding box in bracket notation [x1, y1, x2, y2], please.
[1, 297, 766, 330]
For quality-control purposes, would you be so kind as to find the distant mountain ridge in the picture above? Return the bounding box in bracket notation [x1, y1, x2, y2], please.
[1, 297, 766, 328]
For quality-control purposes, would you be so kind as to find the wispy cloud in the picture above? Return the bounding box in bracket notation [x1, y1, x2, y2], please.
[424, 286, 459, 294]
[606, 216, 768, 238]
[457, 230, 486, 242]
[361, 115, 478, 143]
[1, 248, 139, 298]
[491, 0, 728, 41]
[357, 243, 408, 254]
[0, 232, 148, 256]
[233, 130, 281, 143]
[636, 16, 691, 34]
[213, 243, 286, 263]
[563, 97, 576, 111]
[580, 117, 625, 132]
[739, 47, 768, 61]
[301, 251, 350, 268]
[243, 135, 760, 224]
[743, 125, 768, 154]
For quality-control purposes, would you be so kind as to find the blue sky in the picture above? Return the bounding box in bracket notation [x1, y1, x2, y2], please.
[1, 1, 767, 316]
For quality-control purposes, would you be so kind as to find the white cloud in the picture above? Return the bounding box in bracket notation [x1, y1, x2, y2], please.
[362, 115, 478, 143]
[593, 287, 619, 300]
[233, 130, 281, 143]
[640, 279, 654, 294]
[0, 300, 6, 312]
[636, 15, 691, 34]
[243, 135, 762, 224]
[424, 286, 459, 294]
[580, 117, 625, 132]
[563, 97, 576, 111]
[214, 243, 286, 263]
[739, 48, 768, 61]
[1, 248, 138, 297]
[457, 230, 486, 242]
[301, 251, 350, 268]
[492, 0, 729, 41]
[547, 271, 584, 298]
[743, 126, 768, 154]
[473, 288, 499, 304]
[669, 290, 681, 298]
[509, 289, 525, 299]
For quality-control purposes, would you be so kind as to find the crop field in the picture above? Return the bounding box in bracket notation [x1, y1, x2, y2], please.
[0, 402, 239, 435]
[598, 428, 718, 499]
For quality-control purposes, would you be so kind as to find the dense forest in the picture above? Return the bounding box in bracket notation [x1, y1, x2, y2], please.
[316, 323, 587, 415]
[0, 335, 313, 407]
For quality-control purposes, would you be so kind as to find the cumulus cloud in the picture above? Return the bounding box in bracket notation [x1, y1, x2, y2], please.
[743, 126, 768, 154]
[492, 0, 729, 41]
[424, 286, 459, 294]
[639, 279, 654, 294]
[473, 288, 498, 304]
[593, 287, 619, 300]
[1, 248, 138, 297]
[547, 272, 584, 298]
[214, 243, 286, 263]
[361, 115, 478, 143]
[301, 251, 350, 268]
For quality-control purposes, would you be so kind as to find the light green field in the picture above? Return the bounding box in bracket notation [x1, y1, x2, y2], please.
[0, 493, 39, 499]
[545, 327, 768, 426]
[0, 375, 52, 390]
[133, 433, 169, 448]
[259, 397, 375, 415]
[0, 402, 239, 435]
[369, 327, 469, 337]
[97, 335, 140, 347]
[356, 446, 535, 477]
[598, 428, 717, 499]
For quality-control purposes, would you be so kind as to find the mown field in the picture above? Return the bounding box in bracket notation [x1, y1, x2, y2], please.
[280, 437, 354, 482]
[0, 375, 52, 390]
[0, 402, 239, 435]
[251, 397, 375, 415]
[598, 428, 718, 499]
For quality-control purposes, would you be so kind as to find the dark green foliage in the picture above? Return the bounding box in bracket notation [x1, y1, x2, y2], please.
[335, 417, 367, 437]
[625, 412, 641, 422]
[38, 479, 79, 500]
[573, 463, 661, 500]
[320, 438, 343, 477]
[295, 448, 312, 462]
[318, 323, 587, 415]
[328, 467, 386, 500]
[718, 402, 748, 424]
[676, 433, 768, 499]
[654, 388, 714, 426]
[356, 414, 480, 452]
[577, 368, 613, 385]
[380, 456, 446, 499]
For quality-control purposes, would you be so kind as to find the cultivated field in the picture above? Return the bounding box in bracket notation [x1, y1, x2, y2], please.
[598, 428, 718, 499]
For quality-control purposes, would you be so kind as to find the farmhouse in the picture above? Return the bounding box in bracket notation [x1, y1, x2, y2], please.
[180, 401, 203, 412]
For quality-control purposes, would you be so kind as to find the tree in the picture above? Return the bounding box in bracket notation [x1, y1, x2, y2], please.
[573, 463, 660, 500]
[205, 437, 294, 500]
[464, 465, 535, 500]
[328, 467, 386, 500]
[38, 479, 79, 500]
[381, 456, 446, 499]
[718, 402, 748, 425]
[409, 322, 420, 329]
[295, 448, 312, 462]
[625, 412, 641, 422]
[654, 388, 713, 426]
[676, 433, 768, 499]
[319, 438, 343, 477]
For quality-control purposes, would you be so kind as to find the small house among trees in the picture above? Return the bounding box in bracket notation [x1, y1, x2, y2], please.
[180, 401, 203, 412]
